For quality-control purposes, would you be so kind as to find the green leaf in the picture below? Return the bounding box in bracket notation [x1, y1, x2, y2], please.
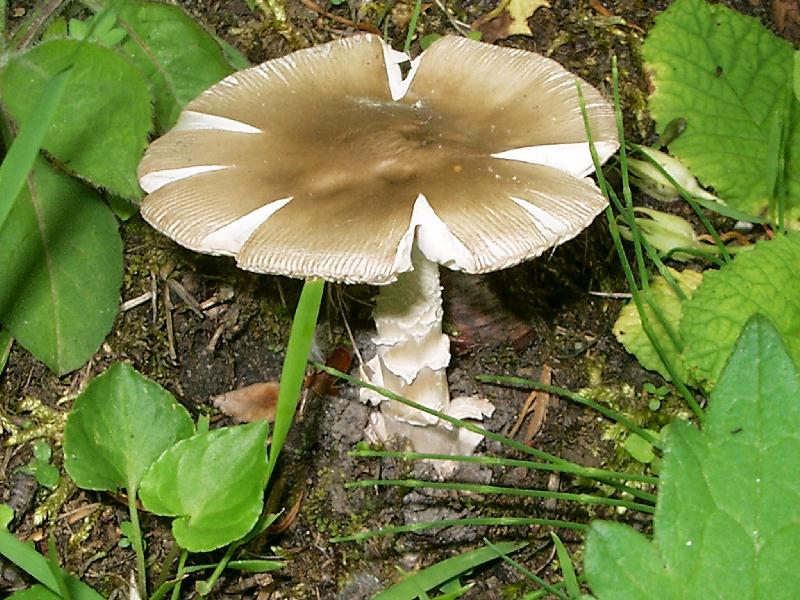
[585, 316, 800, 598]
[0, 159, 123, 375]
[115, 1, 234, 131]
[680, 234, 800, 389]
[621, 431, 656, 464]
[0, 506, 105, 600]
[64, 363, 194, 494]
[0, 39, 152, 200]
[613, 268, 703, 385]
[139, 421, 269, 552]
[372, 542, 527, 600]
[642, 0, 799, 226]
[0, 66, 71, 232]
[585, 521, 675, 599]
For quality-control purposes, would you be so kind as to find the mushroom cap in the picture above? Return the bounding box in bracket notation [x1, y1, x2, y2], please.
[138, 34, 618, 285]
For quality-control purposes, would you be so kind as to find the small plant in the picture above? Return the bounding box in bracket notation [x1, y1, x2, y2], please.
[584, 317, 800, 598]
[0, 273, 321, 598]
[0, 0, 239, 376]
[19, 440, 59, 490]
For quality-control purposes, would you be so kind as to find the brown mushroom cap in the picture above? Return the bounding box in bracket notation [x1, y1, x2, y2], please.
[138, 34, 618, 285]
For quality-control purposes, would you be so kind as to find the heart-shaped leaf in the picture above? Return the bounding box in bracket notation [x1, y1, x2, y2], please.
[139, 421, 269, 552]
[64, 363, 194, 494]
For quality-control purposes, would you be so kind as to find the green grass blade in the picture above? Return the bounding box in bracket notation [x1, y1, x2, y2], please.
[332, 517, 587, 543]
[0, 67, 71, 231]
[347, 479, 654, 514]
[403, 0, 424, 54]
[578, 65, 704, 422]
[550, 533, 579, 597]
[266, 279, 324, 482]
[316, 364, 659, 497]
[476, 375, 662, 450]
[46, 533, 71, 600]
[485, 539, 569, 600]
[0, 506, 104, 599]
[371, 541, 527, 600]
[349, 448, 658, 486]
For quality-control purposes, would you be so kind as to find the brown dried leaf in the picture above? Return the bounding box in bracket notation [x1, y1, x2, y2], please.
[213, 382, 279, 423]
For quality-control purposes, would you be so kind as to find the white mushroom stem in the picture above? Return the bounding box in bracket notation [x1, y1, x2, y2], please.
[362, 244, 494, 464]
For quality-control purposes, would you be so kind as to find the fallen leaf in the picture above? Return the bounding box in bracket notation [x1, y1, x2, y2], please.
[304, 346, 352, 396]
[213, 382, 279, 423]
[473, 0, 548, 42]
[508, 0, 549, 35]
[213, 347, 353, 423]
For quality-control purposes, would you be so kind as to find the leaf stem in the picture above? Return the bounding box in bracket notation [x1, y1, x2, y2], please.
[127, 490, 147, 598]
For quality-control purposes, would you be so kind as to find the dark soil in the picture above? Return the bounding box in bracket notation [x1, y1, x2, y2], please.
[0, 1, 789, 598]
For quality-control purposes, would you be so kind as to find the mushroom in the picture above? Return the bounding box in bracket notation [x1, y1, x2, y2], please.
[137, 34, 618, 465]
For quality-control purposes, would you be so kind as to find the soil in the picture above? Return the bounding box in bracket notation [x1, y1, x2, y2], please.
[0, 1, 790, 599]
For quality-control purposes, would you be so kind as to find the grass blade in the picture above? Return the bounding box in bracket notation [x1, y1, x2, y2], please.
[549, 533, 579, 597]
[332, 517, 587, 543]
[0, 505, 104, 599]
[266, 279, 325, 482]
[371, 541, 527, 600]
[347, 479, 654, 514]
[0, 67, 71, 231]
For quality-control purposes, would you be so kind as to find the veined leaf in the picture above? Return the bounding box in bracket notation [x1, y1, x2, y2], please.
[0, 159, 123, 375]
[115, 0, 235, 132]
[680, 234, 800, 389]
[64, 363, 194, 494]
[643, 0, 799, 226]
[613, 268, 703, 386]
[0, 39, 152, 200]
[586, 316, 800, 598]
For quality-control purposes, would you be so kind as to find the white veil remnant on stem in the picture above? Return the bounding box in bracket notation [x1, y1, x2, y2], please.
[137, 34, 619, 475]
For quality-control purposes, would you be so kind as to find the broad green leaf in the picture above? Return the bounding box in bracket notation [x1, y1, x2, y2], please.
[0, 66, 71, 232]
[613, 268, 703, 385]
[680, 234, 800, 389]
[372, 542, 527, 600]
[0, 39, 152, 200]
[64, 363, 194, 494]
[139, 421, 269, 552]
[586, 316, 800, 599]
[643, 0, 799, 226]
[585, 521, 675, 599]
[0, 159, 123, 375]
[115, 0, 234, 131]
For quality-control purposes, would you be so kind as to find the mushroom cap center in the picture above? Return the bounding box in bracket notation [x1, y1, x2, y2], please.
[301, 98, 486, 194]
